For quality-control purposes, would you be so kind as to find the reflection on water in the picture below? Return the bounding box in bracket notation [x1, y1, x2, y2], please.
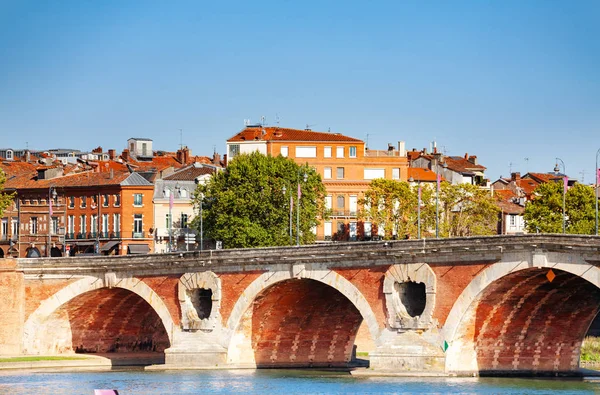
[0, 369, 599, 394]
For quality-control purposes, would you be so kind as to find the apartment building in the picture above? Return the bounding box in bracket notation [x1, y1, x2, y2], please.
[226, 125, 409, 241]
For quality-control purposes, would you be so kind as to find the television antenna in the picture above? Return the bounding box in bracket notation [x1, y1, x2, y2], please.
[178, 129, 183, 150]
[580, 170, 585, 183]
[524, 157, 529, 171]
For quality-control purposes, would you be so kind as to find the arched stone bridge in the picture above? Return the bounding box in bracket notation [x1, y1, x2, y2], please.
[2, 234, 600, 376]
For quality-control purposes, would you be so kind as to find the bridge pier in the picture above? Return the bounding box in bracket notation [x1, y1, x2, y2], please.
[369, 329, 445, 373]
[162, 331, 228, 368]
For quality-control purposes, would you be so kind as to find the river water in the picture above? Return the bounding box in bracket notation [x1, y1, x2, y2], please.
[0, 369, 599, 394]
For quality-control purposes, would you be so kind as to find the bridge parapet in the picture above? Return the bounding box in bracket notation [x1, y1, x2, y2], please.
[15, 234, 600, 275]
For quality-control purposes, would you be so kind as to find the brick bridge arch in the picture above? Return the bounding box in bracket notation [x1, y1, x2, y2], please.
[443, 253, 600, 375]
[23, 275, 176, 354]
[225, 264, 381, 367]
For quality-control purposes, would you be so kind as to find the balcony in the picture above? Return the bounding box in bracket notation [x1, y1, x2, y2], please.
[329, 209, 358, 218]
[99, 232, 110, 239]
[88, 232, 98, 239]
[109, 232, 121, 239]
[132, 231, 145, 239]
[66, 232, 75, 239]
[76, 233, 86, 239]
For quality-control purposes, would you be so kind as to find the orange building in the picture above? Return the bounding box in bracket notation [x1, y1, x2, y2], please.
[226, 126, 409, 241]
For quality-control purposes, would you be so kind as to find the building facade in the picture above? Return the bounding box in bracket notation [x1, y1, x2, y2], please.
[226, 126, 409, 241]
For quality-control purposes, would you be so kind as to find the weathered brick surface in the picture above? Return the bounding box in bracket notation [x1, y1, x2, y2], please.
[54, 287, 169, 353]
[24, 278, 78, 321]
[251, 279, 362, 367]
[461, 269, 600, 373]
[0, 260, 24, 354]
[138, 276, 180, 325]
[219, 271, 264, 324]
[431, 263, 490, 326]
[334, 267, 388, 329]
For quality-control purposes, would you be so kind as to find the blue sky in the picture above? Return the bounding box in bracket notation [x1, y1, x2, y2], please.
[1, 1, 598, 182]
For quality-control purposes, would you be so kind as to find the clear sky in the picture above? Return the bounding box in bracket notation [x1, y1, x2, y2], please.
[1, 1, 598, 182]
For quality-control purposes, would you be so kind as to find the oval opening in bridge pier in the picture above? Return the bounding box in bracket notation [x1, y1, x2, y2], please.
[395, 281, 426, 317]
[188, 288, 213, 320]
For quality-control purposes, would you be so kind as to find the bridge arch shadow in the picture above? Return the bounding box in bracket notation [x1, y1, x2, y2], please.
[443, 258, 600, 376]
[225, 267, 381, 368]
[23, 276, 176, 364]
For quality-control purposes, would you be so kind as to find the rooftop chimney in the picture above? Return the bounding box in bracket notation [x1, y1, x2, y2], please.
[468, 155, 478, 165]
[511, 172, 521, 181]
[108, 149, 115, 160]
[398, 141, 406, 157]
[121, 149, 129, 161]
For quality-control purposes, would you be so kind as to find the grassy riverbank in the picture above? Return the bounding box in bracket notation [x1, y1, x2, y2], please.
[581, 337, 600, 362]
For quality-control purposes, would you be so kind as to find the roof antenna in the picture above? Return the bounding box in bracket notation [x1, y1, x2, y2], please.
[580, 169, 585, 183]
[275, 113, 280, 126]
[524, 157, 529, 171]
[509, 162, 513, 174]
[179, 129, 183, 150]
[261, 115, 266, 126]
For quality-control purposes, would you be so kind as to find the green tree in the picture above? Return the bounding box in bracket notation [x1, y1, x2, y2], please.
[192, 152, 326, 249]
[439, 182, 500, 237]
[524, 181, 596, 234]
[358, 179, 415, 239]
[0, 169, 15, 217]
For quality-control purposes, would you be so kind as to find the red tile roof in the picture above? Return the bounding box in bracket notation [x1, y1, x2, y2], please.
[227, 127, 363, 143]
[407, 168, 442, 182]
[164, 164, 219, 181]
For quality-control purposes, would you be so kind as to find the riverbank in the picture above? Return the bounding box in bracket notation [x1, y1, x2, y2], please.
[0, 353, 163, 371]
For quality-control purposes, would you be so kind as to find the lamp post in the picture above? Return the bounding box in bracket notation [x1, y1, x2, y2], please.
[408, 176, 421, 239]
[48, 187, 56, 257]
[433, 154, 445, 239]
[283, 186, 292, 244]
[554, 158, 566, 234]
[296, 170, 308, 246]
[199, 192, 203, 252]
[596, 148, 600, 236]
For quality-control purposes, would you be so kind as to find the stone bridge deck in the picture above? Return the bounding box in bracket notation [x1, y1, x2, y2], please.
[2, 234, 600, 376]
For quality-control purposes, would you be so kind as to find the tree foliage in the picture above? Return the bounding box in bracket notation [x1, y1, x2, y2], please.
[191, 152, 326, 249]
[439, 182, 500, 237]
[0, 169, 15, 217]
[524, 181, 596, 234]
[359, 179, 499, 239]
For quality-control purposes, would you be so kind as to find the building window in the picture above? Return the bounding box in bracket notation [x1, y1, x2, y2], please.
[510, 215, 516, 226]
[392, 168, 400, 180]
[31, 217, 38, 234]
[133, 194, 143, 206]
[325, 196, 332, 210]
[324, 167, 332, 179]
[336, 146, 344, 158]
[142, 143, 148, 157]
[349, 195, 358, 215]
[180, 189, 188, 198]
[81, 196, 87, 208]
[113, 214, 120, 233]
[229, 144, 240, 158]
[1, 218, 7, 239]
[11, 217, 18, 237]
[133, 214, 143, 237]
[295, 146, 317, 158]
[102, 214, 109, 236]
[324, 221, 332, 238]
[91, 195, 98, 207]
[324, 146, 332, 158]
[336, 167, 345, 179]
[51, 217, 58, 235]
[337, 195, 345, 209]
[181, 213, 188, 228]
[6, 150, 13, 160]
[281, 146, 289, 157]
[69, 196, 75, 208]
[364, 168, 385, 180]
[166, 214, 171, 229]
[349, 146, 357, 158]
[164, 188, 171, 198]
[80, 215, 86, 234]
[91, 214, 98, 234]
[102, 194, 109, 207]
[114, 194, 121, 207]
[68, 215, 74, 236]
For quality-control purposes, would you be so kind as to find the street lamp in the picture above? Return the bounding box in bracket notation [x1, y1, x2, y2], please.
[168, 184, 180, 253]
[296, 170, 308, 246]
[408, 175, 421, 239]
[194, 177, 204, 251]
[48, 187, 57, 257]
[595, 148, 600, 236]
[283, 186, 292, 244]
[433, 155, 446, 239]
[554, 158, 566, 234]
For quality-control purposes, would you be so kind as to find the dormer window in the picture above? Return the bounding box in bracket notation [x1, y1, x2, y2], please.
[180, 189, 188, 198]
[6, 150, 13, 160]
[164, 189, 171, 198]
